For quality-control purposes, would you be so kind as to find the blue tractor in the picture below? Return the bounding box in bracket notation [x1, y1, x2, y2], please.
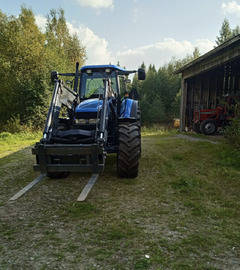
[31, 63, 145, 200]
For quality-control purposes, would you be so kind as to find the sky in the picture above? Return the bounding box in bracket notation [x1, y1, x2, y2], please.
[1, 0, 240, 71]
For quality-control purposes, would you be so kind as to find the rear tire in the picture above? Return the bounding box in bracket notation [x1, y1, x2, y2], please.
[193, 122, 201, 134]
[117, 122, 141, 178]
[200, 119, 217, 135]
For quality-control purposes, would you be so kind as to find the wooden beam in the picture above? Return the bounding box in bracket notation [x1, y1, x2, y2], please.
[180, 79, 187, 131]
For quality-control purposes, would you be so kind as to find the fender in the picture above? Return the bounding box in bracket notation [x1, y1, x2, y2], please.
[120, 99, 138, 119]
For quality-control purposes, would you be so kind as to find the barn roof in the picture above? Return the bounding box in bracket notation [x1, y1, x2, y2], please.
[175, 34, 240, 78]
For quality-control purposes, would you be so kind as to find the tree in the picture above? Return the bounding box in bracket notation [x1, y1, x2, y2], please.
[216, 19, 232, 45]
[193, 47, 200, 59]
[136, 63, 181, 124]
[134, 49, 202, 125]
[45, 8, 86, 71]
[215, 19, 240, 46]
[0, 7, 87, 131]
[232, 25, 240, 37]
[0, 7, 49, 126]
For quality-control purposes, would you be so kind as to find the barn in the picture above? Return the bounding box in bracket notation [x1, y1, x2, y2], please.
[175, 34, 240, 132]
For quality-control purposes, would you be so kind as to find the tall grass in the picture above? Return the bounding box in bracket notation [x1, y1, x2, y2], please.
[0, 131, 42, 158]
[141, 124, 178, 136]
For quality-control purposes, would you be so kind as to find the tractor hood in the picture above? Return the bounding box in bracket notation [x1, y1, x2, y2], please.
[75, 98, 103, 113]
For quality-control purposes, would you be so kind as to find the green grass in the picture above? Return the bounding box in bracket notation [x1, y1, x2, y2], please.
[0, 128, 240, 269]
[0, 131, 42, 158]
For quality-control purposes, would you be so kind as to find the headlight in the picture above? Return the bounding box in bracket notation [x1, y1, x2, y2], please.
[75, 119, 98, 124]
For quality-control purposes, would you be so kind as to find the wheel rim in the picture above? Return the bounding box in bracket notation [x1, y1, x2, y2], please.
[204, 122, 215, 133]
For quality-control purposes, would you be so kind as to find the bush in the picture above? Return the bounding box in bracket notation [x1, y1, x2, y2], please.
[224, 106, 240, 148]
[0, 132, 13, 140]
[1, 115, 36, 134]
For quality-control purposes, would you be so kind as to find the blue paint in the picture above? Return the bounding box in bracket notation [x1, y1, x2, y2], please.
[75, 98, 103, 113]
[120, 99, 133, 118]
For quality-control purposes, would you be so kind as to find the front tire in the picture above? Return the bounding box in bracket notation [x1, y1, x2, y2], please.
[117, 122, 141, 178]
[193, 122, 201, 134]
[200, 119, 218, 135]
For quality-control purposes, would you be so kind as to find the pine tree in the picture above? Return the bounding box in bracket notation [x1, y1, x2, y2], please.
[193, 47, 200, 59]
[216, 19, 233, 45]
[232, 25, 240, 37]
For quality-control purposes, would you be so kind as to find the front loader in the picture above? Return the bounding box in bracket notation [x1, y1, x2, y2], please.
[10, 63, 145, 201]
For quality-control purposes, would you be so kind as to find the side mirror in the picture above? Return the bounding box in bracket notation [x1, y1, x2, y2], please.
[138, 68, 145, 80]
[51, 71, 59, 83]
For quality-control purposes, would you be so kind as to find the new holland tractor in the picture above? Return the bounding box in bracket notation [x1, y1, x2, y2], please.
[26, 63, 145, 201]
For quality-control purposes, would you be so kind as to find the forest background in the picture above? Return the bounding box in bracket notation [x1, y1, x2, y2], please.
[0, 7, 239, 132]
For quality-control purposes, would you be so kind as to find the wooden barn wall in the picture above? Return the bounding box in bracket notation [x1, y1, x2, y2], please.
[185, 60, 240, 129]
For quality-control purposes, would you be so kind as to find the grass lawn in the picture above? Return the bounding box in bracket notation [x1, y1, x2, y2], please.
[0, 128, 240, 269]
[0, 131, 42, 158]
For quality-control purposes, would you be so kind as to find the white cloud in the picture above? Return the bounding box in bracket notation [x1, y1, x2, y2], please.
[34, 14, 114, 65]
[35, 14, 47, 32]
[66, 22, 114, 65]
[75, 0, 114, 9]
[116, 38, 214, 70]
[195, 39, 214, 53]
[221, 1, 240, 17]
[34, 14, 214, 72]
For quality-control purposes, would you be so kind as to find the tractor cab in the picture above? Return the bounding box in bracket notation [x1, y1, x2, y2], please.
[79, 67, 118, 99]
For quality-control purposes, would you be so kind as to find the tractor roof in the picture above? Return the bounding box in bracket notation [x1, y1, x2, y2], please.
[80, 65, 136, 76]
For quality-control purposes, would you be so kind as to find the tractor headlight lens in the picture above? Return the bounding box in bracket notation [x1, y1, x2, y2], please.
[89, 119, 98, 124]
[75, 119, 98, 124]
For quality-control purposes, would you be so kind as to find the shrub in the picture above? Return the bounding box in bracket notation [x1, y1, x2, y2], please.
[224, 105, 240, 148]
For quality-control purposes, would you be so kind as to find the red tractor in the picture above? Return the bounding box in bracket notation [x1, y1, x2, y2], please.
[193, 95, 239, 135]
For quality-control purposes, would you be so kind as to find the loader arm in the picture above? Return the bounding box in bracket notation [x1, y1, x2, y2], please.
[99, 79, 110, 142]
[42, 80, 78, 142]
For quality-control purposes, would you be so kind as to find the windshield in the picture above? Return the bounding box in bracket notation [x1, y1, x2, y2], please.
[80, 71, 118, 99]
